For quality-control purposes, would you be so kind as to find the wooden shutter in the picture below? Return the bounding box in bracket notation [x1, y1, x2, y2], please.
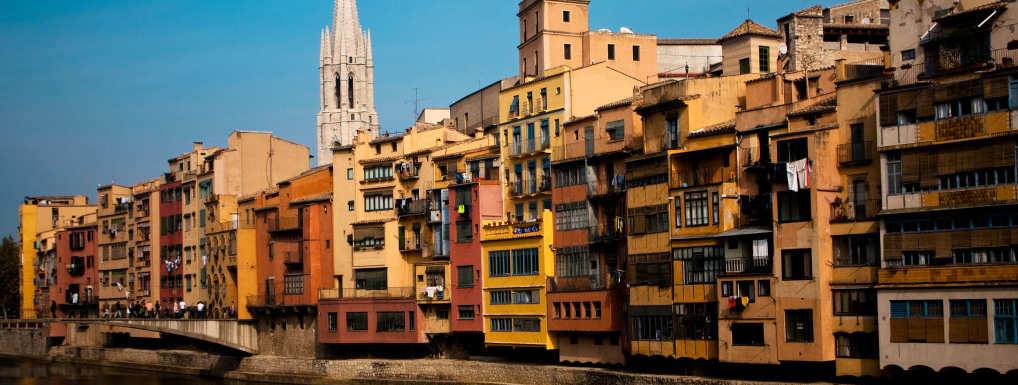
[901, 152, 922, 183]
[984, 75, 1010, 99]
[926, 318, 944, 343]
[970, 317, 989, 343]
[879, 93, 898, 126]
[890, 318, 909, 342]
[916, 88, 935, 119]
[949, 317, 970, 343]
[884, 234, 902, 261]
[907, 318, 927, 342]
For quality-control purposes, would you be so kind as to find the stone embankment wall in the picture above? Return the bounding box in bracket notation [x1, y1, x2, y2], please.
[0, 328, 47, 357]
[38, 347, 792, 385]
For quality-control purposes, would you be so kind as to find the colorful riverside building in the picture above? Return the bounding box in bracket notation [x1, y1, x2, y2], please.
[129, 179, 161, 311]
[249, 165, 335, 334]
[625, 74, 754, 361]
[547, 97, 643, 364]
[96, 185, 134, 311]
[53, 216, 99, 318]
[873, 0, 1018, 374]
[319, 124, 487, 348]
[19, 196, 97, 319]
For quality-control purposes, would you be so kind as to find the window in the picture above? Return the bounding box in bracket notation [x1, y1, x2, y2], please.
[488, 250, 510, 277]
[513, 290, 539, 304]
[348, 200, 354, 211]
[739, 58, 750, 74]
[833, 290, 877, 316]
[674, 246, 722, 284]
[364, 165, 393, 180]
[605, 120, 624, 141]
[777, 138, 808, 163]
[758, 280, 770, 296]
[777, 190, 811, 222]
[491, 318, 512, 332]
[490, 290, 511, 305]
[836, 333, 878, 358]
[736, 280, 755, 302]
[675, 303, 718, 340]
[995, 299, 1018, 344]
[886, 152, 902, 195]
[458, 305, 475, 320]
[327, 313, 338, 331]
[554, 201, 588, 231]
[564, 43, 572, 60]
[554, 164, 586, 187]
[758, 46, 770, 73]
[785, 309, 814, 342]
[731, 323, 765, 346]
[833, 234, 878, 266]
[563, 10, 570, 22]
[632, 255, 672, 286]
[632, 314, 673, 341]
[346, 312, 367, 331]
[950, 299, 988, 343]
[283, 274, 303, 295]
[347, 168, 354, 180]
[782, 249, 812, 280]
[935, 97, 984, 120]
[902, 250, 934, 266]
[900, 49, 916, 61]
[512, 248, 539, 275]
[633, 45, 641, 61]
[889, 300, 944, 343]
[556, 246, 590, 277]
[376, 312, 405, 332]
[684, 191, 709, 227]
[456, 221, 473, 243]
[712, 192, 719, 225]
[354, 268, 386, 290]
[607, 44, 615, 60]
[457, 265, 473, 288]
[364, 192, 393, 212]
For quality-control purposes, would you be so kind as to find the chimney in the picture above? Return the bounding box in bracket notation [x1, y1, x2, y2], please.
[835, 59, 847, 82]
[193, 142, 203, 151]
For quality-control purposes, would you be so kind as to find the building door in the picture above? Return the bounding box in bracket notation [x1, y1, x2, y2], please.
[851, 123, 865, 162]
[265, 278, 275, 305]
[585, 126, 595, 156]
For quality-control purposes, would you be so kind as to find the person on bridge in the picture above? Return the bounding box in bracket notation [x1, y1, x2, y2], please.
[172, 301, 179, 319]
[102, 304, 109, 318]
[179, 300, 186, 319]
[196, 302, 204, 319]
[154, 301, 161, 319]
[145, 301, 153, 318]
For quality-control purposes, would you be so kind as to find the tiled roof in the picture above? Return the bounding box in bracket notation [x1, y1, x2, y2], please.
[824, 23, 889, 30]
[358, 155, 401, 165]
[718, 20, 780, 42]
[279, 164, 332, 184]
[596, 97, 635, 112]
[788, 95, 838, 117]
[934, 1, 1008, 22]
[369, 133, 405, 144]
[290, 192, 332, 205]
[351, 218, 395, 226]
[566, 114, 597, 124]
[778, 5, 823, 21]
[658, 38, 718, 45]
[688, 119, 736, 138]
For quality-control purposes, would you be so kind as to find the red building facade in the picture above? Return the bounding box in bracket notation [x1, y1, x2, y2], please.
[54, 223, 99, 318]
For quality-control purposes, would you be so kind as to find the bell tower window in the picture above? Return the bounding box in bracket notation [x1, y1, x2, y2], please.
[334, 73, 342, 108]
[348, 73, 355, 107]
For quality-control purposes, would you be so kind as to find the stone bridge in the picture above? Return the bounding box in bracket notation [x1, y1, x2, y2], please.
[75, 319, 259, 354]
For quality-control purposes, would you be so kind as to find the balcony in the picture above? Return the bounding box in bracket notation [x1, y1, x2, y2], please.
[546, 277, 623, 332]
[66, 262, 85, 276]
[884, 185, 1018, 212]
[547, 275, 611, 292]
[246, 292, 313, 307]
[591, 135, 639, 158]
[669, 168, 733, 189]
[207, 220, 239, 234]
[507, 176, 551, 196]
[586, 177, 626, 198]
[395, 161, 422, 181]
[399, 235, 428, 253]
[830, 197, 881, 223]
[722, 256, 772, 275]
[588, 223, 624, 243]
[417, 285, 448, 302]
[509, 136, 551, 157]
[268, 215, 302, 233]
[837, 142, 873, 166]
[396, 199, 429, 217]
[319, 287, 416, 300]
[552, 141, 589, 163]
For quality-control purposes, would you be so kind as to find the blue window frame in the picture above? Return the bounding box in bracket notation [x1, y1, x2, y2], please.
[995, 299, 1018, 344]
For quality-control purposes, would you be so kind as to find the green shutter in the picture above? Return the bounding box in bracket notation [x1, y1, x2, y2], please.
[199, 209, 206, 227]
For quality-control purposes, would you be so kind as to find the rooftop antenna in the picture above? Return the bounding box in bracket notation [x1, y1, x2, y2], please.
[404, 87, 425, 124]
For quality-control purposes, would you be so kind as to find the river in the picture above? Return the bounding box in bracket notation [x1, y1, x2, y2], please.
[0, 357, 278, 385]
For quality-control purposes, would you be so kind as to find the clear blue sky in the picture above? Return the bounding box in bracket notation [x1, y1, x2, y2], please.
[0, 0, 848, 238]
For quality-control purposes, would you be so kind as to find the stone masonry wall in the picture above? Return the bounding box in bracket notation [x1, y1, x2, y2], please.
[0, 328, 47, 357]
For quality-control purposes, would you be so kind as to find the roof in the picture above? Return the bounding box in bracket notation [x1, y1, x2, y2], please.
[718, 20, 780, 42]
[777, 5, 823, 21]
[657, 38, 718, 46]
[824, 23, 889, 31]
[788, 95, 838, 117]
[688, 119, 736, 139]
[934, 1, 1008, 23]
[290, 192, 332, 205]
[596, 97, 635, 112]
[566, 114, 597, 125]
[369, 133, 405, 145]
[351, 218, 395, 226]
[279, 164, 332, 185]
[358, 154, 401, 165]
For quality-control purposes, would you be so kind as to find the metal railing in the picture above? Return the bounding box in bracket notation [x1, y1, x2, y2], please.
[318, 286, 415, 300]
[417, 285, 448, 301]
[669, 168, 732, 189]
[507, 176, 552, 196]
[394, 161, 422, 181]
[837, 142, 873, 166]
[396, 199, 430, 217]
[246, 293, 314, 307]
[723, 256, 772, 275]
[830, 197, 881, 223]
[587, 177, 626, 197]
[588, 222, 625, 243]
[509, 136, 552, 156]
[552, 141, 589, 162]
[547, 275, 614, 292]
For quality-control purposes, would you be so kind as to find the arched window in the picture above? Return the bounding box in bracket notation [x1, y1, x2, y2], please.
[340, 72, 348, 108]
[348, 73, 355, 107]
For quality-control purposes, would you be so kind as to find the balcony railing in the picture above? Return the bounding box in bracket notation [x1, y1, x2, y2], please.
[723, 256, 772, 275]
[552, 141, 589, 162]
[246, 293, 313, 307]
[268, 215, 301, 232]
[831, 197, 881, 223]
[396, 199, 430, 217]
[417, 285, 448, 301]
[837, 142, 873, 166]
[669, 168, 731, 189]
[507, 176, 551, 196]
[740, 144, 769, 168]
[399, 235, 429, 253]
[587, 177, 626, 197]
[509, 136, 552, 157]
[395, 161, 422, 181]
[547, 275, 614, 292]
[207, 220, 239, 234]
[892, 48, 1018, 87]
[318, 287, 416, 300]
[588, 223, 624, 243]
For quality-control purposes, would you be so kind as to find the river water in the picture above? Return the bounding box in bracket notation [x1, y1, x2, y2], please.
[0, 357, 273, 385]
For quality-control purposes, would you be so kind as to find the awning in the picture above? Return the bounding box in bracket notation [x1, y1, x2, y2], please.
[670, 225, 772, 241]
